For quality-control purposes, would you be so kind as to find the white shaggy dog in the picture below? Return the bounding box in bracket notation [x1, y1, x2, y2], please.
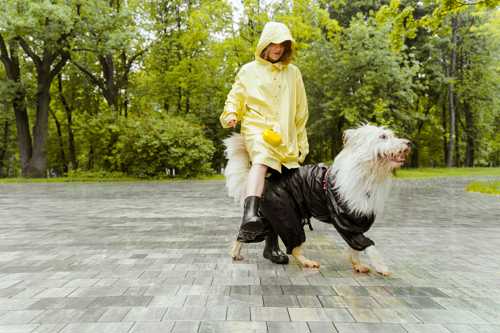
[224, 124, 411, 275]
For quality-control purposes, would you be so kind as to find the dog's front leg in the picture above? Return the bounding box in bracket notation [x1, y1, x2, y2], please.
[291, 245, 320, 269]
[230, 240, 244, 261]
[348, 248, 370, 273]
[365, 246, 390, 276]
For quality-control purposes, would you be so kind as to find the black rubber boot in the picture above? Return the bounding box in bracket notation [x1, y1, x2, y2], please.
[237, 196, 268, 243]
[263, 231, 289, 264]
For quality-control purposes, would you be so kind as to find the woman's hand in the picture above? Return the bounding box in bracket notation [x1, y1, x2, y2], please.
[227, 119, 237, 128]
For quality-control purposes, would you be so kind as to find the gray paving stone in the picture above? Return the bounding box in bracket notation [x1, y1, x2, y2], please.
[318, 296, 348, 308]
[251, 307, 290, 321]
[31, 323, 67, 333]
[226, 305, 250, 321]
[250, 285, 283, 295]
[28, 297, 96, 310]
[78, 307, 107, 322]
[171, 320, 200, 333]
[263, 295, 300, 307]
[347, 307, 380, 322]
[207, 295, 263, 307]
[335, 323, 408, 333]
[148, 295, 186, 307]
[288, 307, 331, 321]
[87, 296, 152, 308]
[412, 309, 488, 324]
[297, 296, 322, 308]
[34, 288, 76, 298]
[470, 324, 500, 332]
[323, 308, 355, 322]
[307, 321, 338, 333]
[202, 305, 227, 320]
[58, 322, 133, 333]
[121, 306, 167, 322]
[0, 324, 39, 332]
[97, 307, 130, 322]
[199, 320, 266, 333]
[184, 295, 207, 306]
[267, 321, 310, 333]
[282, 285, 335, 296]
[129, 321, 175, 333]
[0, 310, 44, 324]
[0, 299, 39, 311]
[372, 308, 421, 323]
[31, 309, 87, 324]
[403, 324, 452, 333]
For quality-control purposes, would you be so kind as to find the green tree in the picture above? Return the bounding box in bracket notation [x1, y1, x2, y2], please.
[0, 0, 78, 177]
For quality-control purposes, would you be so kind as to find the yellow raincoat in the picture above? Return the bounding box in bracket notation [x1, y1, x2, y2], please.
[219, 22, 309, 172]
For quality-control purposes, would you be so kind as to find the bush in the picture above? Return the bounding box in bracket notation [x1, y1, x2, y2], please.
[75, 112, 215, 177]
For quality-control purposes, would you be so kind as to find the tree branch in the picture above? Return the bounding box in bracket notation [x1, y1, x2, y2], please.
[70, 59, 105, 90]
[50, 52, 69, 81]
[16, 36, 42, 68]
[126, 49, 146, 70]
[0, 34, 10, 62]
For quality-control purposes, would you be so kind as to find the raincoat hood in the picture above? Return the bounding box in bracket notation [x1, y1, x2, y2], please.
[255, 22, 296, 64]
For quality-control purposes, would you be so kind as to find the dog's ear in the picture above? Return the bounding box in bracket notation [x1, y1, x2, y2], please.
[343, 129, 355, 146]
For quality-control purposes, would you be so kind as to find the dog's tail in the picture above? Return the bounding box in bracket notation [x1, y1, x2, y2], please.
[223, 133, 249, 206]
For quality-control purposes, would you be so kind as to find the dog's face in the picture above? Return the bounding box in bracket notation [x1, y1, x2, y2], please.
[342, 125, 411, 169]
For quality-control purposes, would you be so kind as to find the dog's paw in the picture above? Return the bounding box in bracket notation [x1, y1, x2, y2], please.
[376, 270, 391, 277]
[231, 254, 244, 261]
[352, 263, 370, 274]
[302, 260, 320, 269]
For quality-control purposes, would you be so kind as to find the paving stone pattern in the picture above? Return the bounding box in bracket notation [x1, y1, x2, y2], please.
[0, 176, 499, 333]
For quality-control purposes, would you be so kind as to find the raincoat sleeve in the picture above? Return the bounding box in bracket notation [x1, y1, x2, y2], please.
[295, 68, 309, 163]
[220, 67, 247, 128]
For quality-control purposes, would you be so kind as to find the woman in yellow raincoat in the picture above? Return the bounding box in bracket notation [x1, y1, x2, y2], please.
[220, 22, 309, 264]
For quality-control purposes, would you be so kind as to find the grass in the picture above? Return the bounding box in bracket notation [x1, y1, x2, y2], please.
[1, 167, 498, 183]
[465, 181, 500, 195]
[394, 167, 500, 179]
[0, 172, 225, 184]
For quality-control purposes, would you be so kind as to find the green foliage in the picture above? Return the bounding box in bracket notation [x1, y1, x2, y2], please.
[395, 167, 500, 178]
[73, 111, 215, 177]
[466, 180, 500, 195]
[1, 0, 499, 178]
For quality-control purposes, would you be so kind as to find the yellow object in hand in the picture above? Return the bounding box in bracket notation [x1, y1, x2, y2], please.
[263, 128, 282, 146]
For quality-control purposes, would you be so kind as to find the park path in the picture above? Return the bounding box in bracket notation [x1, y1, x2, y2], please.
[0, 177, 499, 333]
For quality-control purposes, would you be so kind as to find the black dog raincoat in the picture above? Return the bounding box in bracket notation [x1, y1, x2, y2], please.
[256, 164, 376, 254]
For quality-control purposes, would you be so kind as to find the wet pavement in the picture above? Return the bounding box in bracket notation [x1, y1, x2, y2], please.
[0, 176, 499, 333]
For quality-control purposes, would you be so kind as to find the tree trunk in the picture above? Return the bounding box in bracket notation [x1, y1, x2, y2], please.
[0, 37, 33, 176]
[49, 108, 67, 174]
[442, 99, 448, 166]
[463, 102, 474, 167]
[13, 90, 33, 175]
[26, 71, 51, 178]
[0, 116, 9, 177]
[454, 96, 461, 167]
[332, 116, 345, 160]
[446, 15, 458, 167]
[57, 74, 78, 170]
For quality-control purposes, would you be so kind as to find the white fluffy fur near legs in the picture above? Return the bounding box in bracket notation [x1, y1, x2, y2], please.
[348, 248, 370, 273]
[365, 246, 390, 276]
[348, 246, 390, 276]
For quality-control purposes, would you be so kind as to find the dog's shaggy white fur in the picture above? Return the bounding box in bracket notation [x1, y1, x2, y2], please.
[224, 124, 410, 275]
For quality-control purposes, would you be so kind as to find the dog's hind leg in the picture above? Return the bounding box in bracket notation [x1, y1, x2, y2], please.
[348, 248, 370, 273]
[292, 245, 320, 269]
[230, 240, 244, 261]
